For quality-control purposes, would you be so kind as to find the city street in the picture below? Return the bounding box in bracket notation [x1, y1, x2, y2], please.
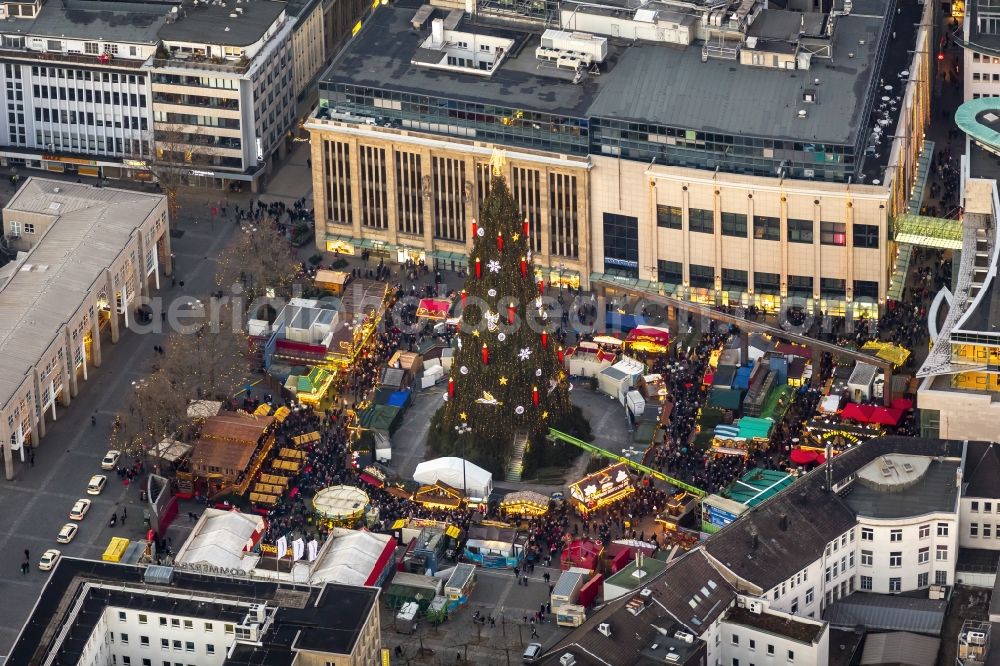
[0, 157, 302, 656]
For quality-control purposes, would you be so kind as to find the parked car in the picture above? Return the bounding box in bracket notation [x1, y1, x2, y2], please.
[38, 549, 61, 571]
[57, 523, 78, 544]
[522, 643, 543, 663]
[87, 474, 107, 495]
[101, 450, 121, 470]
[69, 498, 92, 521]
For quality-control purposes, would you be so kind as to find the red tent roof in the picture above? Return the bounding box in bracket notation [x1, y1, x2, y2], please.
[841, 403, 877, 423]
[626, 326, 671, 345]
[891, 397, 913, 411]
[869, 407, 904, 426]
[790, 448, 826, 465]
[416, 298, 451, 320]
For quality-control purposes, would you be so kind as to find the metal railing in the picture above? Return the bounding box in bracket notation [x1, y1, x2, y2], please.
[151, 56, 249, 75]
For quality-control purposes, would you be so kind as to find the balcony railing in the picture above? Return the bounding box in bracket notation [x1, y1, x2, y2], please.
[0, 47, 147, 69]
[151, 56, 249, 75]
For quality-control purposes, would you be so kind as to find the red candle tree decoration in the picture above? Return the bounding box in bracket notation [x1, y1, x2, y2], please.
[461, 289, 467, 307]
[557, 346, 564, 364]
[475, 257, 481, 279]
[520, 256, 527, 277]
[541, 330, 548, 348]
[523, 217, 529, 237]
[481, 343, 489, 365]
[472, 219, 478, 238]
[538, 279, 545, 295]
[508, 302, 516, 325]
[532, 385, 539, 407]
[448, 377, 455, 398]
[497, 232, 504, 252]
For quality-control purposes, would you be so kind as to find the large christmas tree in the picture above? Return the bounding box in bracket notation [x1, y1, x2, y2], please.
[430, 154, 574, 474]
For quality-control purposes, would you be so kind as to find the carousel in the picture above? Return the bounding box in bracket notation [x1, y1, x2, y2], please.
[498, 491, 550, 518]
[313, 485, 370, 527]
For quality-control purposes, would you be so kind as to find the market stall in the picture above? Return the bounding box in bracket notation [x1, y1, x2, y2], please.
[413, 457, 493, 501]
[566, 342, 615, 378]
[416, 297, 452, 320]
[312, 485, 370, 527]
[624, 326, 671, 354]
[560, 539, 603, 572]
[597, 356, 645, 402]
[569, 463, 634, 515]
[413, 482, 465, 510]
[498, 490, 550, 518]
[463, 523, 527, 568]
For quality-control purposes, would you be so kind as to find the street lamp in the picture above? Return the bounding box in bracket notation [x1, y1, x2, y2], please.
[454, 422, 471, 498]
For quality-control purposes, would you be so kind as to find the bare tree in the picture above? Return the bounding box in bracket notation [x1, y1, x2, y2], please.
[111, 370, 189, 459]
[159, 302, 251, 401]
[133, 126, 223, 221]
[215, 222, 300, 306]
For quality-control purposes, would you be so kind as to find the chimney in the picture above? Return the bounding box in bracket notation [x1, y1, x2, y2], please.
[825, 442, 834, 492]
[431, 18, 444, 46]
[779, 514, 788, 531]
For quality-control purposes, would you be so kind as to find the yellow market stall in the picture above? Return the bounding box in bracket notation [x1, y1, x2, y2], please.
[499, 491, 550, 518]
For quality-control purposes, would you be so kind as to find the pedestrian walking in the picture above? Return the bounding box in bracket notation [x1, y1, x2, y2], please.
[24, 548, 29, 561]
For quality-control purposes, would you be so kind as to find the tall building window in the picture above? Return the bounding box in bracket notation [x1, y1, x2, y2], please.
[721, 212, 747, 237]
[918, 572, 929, 588]
[722, 268, 748, 292]
[358, 145, 388, 229]
[860, 576, 873, 590]
[548, 172, 579, 258]
[658, 260, 682, 285]
[889, 552, 902, 567]
[754, 272, 780, 295]
[820, 221, 847, 245]
[431, 156, 466, 242]
[322, 140, 352, 226]
[788, 218, 813, 243]
[689, 264, 715, 289]
[853, 280, 879, 299]
[787, 275, 813, 297]
[753, 215, 780, 241]
[820, 278, 846, 298]
[689, 208, 714, 234]
[394, 150, 423, 236]
[656, 205, 682, 229]
[513, 166, 542, 252]
[602, 213, 638, 278]
[853, 223, 880, 248]
[935, 570, 948, 585]
[889, 577, 902, 592]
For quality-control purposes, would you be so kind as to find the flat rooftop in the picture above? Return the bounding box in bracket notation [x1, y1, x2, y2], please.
[0, 178, 163, 409]
[323, 0, 914, 148]
[5, 0, 166, 43]
[158, 0, 286, 47]
[724, 606, 825, 644]
[841, 458, 960, 518]
[8, 557, 379, 664]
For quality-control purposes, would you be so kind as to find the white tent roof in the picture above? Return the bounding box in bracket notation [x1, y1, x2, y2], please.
[413, 457, 492, 496]
[310, 530, 392, 586]
[187, 399, 223, 419]
[175, 509, 264, 572]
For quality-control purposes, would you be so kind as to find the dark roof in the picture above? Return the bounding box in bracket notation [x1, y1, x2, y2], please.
[828, 628, 866, 666]
[957, 547, 1000, 574]
[859, 631, 940, 666]
[823, 592, 947, 635]
[659, 550, 736, 632]
[323, 0, 902, 146]
[704, 467, 856, 592]
[840, 459, 960, 519]
[14, 0, 166, 43]
[705, 437, 968, 591]
[724, 606, 825, 644]
[8, 558, 378, 665]
[158, 0, 286, 47]
[964, 442, 1000, 498]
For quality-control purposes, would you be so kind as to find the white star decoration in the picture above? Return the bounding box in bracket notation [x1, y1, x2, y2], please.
[518, 347, 533, 361]
[488, 259, 502, 274]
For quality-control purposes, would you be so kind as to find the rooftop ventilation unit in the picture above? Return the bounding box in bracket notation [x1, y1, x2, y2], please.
[597, 623, 612, 638]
